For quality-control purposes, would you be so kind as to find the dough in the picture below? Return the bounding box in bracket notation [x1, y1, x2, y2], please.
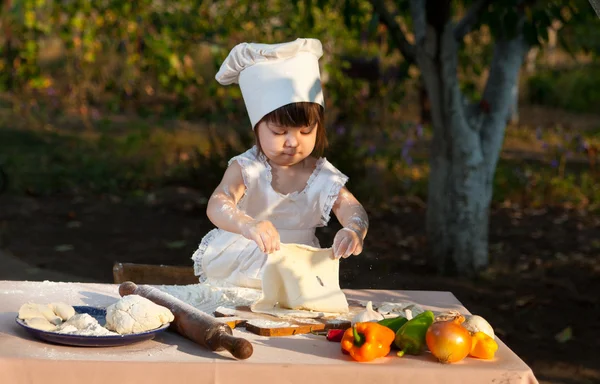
[57, 325, 79, 333]
[105, 294, 174, 335]
[59, 313, 98, 330]
[251, 243, 349, 314]
[49, 302, 75, 321]
[57, 313, 118, 336]
[24, 317, 58, 331]
[18, 303, 62, 325]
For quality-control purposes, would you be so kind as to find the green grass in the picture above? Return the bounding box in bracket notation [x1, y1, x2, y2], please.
[0, 123, 206, 195]
[527, 64, 600, 115]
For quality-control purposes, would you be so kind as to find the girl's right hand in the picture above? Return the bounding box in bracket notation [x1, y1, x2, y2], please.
[241, 220, 281, 254]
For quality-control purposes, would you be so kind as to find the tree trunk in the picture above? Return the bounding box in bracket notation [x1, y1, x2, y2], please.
[426, 121, 492, 275]
[414, 16, 528, 276]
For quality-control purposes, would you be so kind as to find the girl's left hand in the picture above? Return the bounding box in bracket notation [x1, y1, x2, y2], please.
[332, 228, 363, 259]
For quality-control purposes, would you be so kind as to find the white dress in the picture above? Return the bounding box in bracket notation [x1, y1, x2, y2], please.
[191, 146, 348, 289]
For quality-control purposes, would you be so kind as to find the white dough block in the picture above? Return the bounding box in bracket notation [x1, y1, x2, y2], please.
[105, 294, 174, 335]
[251, 243, 349, 314]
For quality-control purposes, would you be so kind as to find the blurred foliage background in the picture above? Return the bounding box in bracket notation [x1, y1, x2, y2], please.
[0, 0, 599, 212]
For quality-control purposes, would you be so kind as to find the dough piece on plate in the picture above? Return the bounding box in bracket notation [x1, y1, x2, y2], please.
[251, 243, 349, 314]
[18, 303, 62, 325]
[49, 302, 76, 321]
[105, 294, 174, 335]
[59, 313, 98, 330]
[25, 317, 58, 331]
[58, 313, 117, 336]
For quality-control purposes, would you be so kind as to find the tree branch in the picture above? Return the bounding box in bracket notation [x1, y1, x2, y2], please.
[453, 0, 491, 41]
[410, 0, 427, 46]
[480, 18, 528, 177]
[439, 22, 474, 151]
[369, 0, 415, 63]
[408, 0, 441, 135]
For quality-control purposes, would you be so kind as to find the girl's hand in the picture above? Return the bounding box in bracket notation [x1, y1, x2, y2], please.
[241, 220, 281, 254]
[332, 228, 363, 259]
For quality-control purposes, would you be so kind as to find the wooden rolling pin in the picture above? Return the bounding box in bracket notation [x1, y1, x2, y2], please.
[119, 281, 253, 360]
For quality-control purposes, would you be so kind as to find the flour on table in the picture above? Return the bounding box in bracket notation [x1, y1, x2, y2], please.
[293, 318, 323, 325]
[246, 319, 295, 328]
[156, 282, 262, 314]
[214, 306, 237, 316]
[0, 289, 24, 294]
[250, 305, 341, 319]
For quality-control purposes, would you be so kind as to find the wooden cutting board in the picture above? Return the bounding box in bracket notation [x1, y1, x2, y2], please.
[214, 300, 365, 336]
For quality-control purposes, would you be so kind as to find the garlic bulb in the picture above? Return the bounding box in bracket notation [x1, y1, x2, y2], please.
[352, 301, 384, 324]
[462, 315, 495, 340]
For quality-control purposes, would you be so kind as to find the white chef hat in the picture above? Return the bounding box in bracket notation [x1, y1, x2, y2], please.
[215, 38, 325, 129]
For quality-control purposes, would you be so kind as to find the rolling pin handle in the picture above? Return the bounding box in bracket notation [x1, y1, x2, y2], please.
[119, 281, 138, 297]
[217, 333, 254, 360]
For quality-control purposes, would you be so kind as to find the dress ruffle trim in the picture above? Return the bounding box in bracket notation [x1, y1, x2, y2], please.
[260, 150, 326, 197]
[191, 228, 220, 282]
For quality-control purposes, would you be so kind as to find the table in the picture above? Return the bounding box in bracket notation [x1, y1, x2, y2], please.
[0, 281, 539, 384]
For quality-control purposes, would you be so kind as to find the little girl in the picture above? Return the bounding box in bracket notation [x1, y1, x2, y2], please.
[192, 38, 369, 289]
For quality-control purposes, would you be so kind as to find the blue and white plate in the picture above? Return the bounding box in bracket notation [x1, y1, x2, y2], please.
[15, 306, 170, 347]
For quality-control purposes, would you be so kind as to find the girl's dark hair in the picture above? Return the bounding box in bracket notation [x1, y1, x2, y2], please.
[254, 102, 328, 157]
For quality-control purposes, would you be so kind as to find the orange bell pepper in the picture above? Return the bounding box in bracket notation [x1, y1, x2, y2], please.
[469, 331, 498, 359]
[341, 322, 396, 362]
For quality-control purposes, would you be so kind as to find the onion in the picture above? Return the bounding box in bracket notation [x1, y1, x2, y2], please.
[426, 319, 472, 364]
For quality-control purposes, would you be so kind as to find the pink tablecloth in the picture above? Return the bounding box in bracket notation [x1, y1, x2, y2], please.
[0, 281, 538, 384]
